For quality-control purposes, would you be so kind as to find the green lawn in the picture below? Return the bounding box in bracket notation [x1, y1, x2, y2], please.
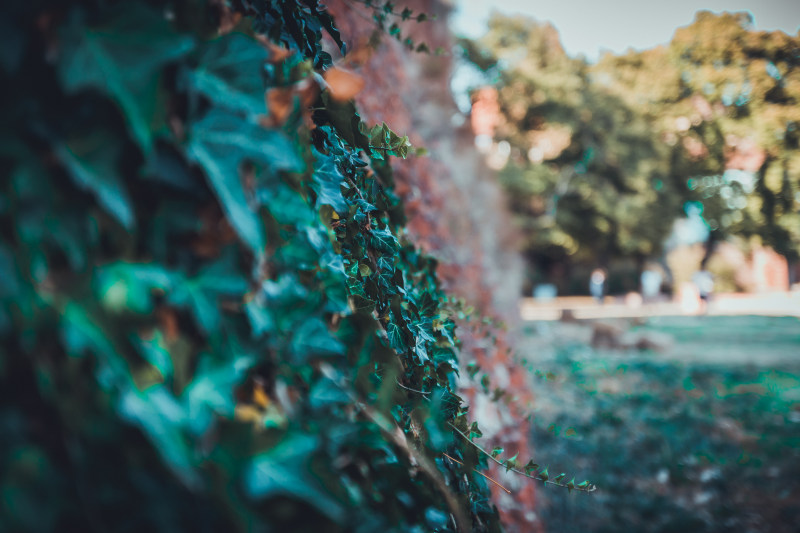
[518, 316, 800, 533]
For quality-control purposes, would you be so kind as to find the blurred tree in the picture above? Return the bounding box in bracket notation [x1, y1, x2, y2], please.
[464, 12, 800, 291]
[462, 15, 686, 292]
[596, 11, 800, 263]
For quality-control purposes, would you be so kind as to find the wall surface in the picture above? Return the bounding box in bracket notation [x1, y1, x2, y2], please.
[325, 2, 543, 530]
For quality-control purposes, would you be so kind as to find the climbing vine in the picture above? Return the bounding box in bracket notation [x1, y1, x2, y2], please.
[0, 1, 591, 531]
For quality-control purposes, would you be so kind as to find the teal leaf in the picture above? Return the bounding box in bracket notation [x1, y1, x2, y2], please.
[369, 227, 398, 256]
[133, 332, 174, 381]
[60, 302, 130, 388]
[386, 313, 408, 353]
[187, 109, 304, 254]
[524, 460, 540, 475]
[491, 447, 503, 458]
[118, 386, 199, 488]
[58, 5, 195, 152]
[190, 33, 270, 118]
[309, 377, 350, 409]
[244, 434, 345, 522]
[311, 150, 349, 213]
[56, 138, 134, 229]
[94, 262, 177, 313]
[290, 318, 345, 362]
[183, 353, 253, 433]
[181, 251, 249, 334]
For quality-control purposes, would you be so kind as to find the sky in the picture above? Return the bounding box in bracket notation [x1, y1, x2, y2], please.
[452, 0, 800, 62]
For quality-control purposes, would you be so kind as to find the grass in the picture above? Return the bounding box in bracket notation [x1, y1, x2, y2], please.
[517, 316, 800, 533]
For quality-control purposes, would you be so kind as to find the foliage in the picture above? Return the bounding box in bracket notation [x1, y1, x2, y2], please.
[0, 1, 589, 531]
[462, 12, 800, 290]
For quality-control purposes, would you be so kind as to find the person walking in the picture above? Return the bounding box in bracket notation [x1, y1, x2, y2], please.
[590, 268, 606, 305]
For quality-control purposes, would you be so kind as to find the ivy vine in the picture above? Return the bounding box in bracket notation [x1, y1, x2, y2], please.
[0, 1, 591, 532]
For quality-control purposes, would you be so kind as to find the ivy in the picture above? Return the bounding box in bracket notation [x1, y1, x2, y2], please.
[0, 1, 592, 532]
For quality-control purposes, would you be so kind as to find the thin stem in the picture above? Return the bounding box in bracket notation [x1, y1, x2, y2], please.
[395, 378, 430, 396]
[448, 423, 596, 493]
[442, 452, 511, 494]
[394, 372, 595, 493]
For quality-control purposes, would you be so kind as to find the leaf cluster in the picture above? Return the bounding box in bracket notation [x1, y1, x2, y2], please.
[0, 1, 586, 532]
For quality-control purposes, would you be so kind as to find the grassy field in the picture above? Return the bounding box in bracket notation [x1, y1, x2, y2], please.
[516, 315, 800, 533]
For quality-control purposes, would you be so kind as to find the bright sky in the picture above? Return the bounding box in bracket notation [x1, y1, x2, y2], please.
[452, 0, 800, 62]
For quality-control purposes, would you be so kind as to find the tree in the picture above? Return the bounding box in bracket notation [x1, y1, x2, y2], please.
[464, 12, 800, 291]
[462, 15, 686, 292]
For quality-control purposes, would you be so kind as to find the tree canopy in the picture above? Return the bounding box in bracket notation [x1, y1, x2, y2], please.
[463, 12, 800, 290]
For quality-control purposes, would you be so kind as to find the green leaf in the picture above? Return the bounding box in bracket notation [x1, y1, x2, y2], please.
[189, 33, 270, 118]
[60, 302, 130, 387]
[540, 467, 549, 482]
[244, 434, 345, 522]
[58, 5, 194, 152]
[56, 137, 134, 229]
[290, 318, 345, 362]
[183, 352, 254, 434]
[118, 385, 199, 488]
[309, 377, 350, 408]
[317, 96, 369, 149]
[567, 478, 576, 493]
[468, 421, 483, 440]
[491, 447, 503, 458]
[386, 313, 408, 353]
[505, 452, 519, 472]
[369, 227, 398, 256]
[183, 251, 249, 334]
[94, 262, 176, 313]
[187, 109, 303, 254]
[554, 473, 567, 483]
[311, 150, 349, 213]
[133, 332, 174, 381]
[524, 460, 540, 475]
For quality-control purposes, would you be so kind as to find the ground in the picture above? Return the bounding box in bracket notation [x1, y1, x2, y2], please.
[507, 314, 800, 533]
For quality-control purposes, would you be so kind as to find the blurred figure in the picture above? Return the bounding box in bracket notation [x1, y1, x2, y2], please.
[641, 268, 662, 303]
[590, 268, 606, 304]
[692, 269, 714, 313]
[533, 283, 558, 302]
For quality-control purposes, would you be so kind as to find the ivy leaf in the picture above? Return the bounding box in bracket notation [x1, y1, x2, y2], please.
[369, 227, 398, 256]
[539, 467, 550, 482]
[315, 8, 347, 56]
[245, 434, 346, 522]
[490, 447, 503, 459]
[386, 313, 408, 353]
[468, 421, 483, 440]
[94, 262, 177, 313]
[183, 353, 253, 433]
[315, 96, 369, 149]
[524, 460, 540, 475]
[58, 5, 194, 153]
[133, 332, 173, 381]
[290, 318, 345, 362]
[56, 136, 134, 229]
[505, 452, 519, 472]
[187, 109, 303, 254]
[309, 376, 350, 408]
[311, 149, 349, 213]
[118, 386, 199, 488]
[189, 33, 270, 118]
